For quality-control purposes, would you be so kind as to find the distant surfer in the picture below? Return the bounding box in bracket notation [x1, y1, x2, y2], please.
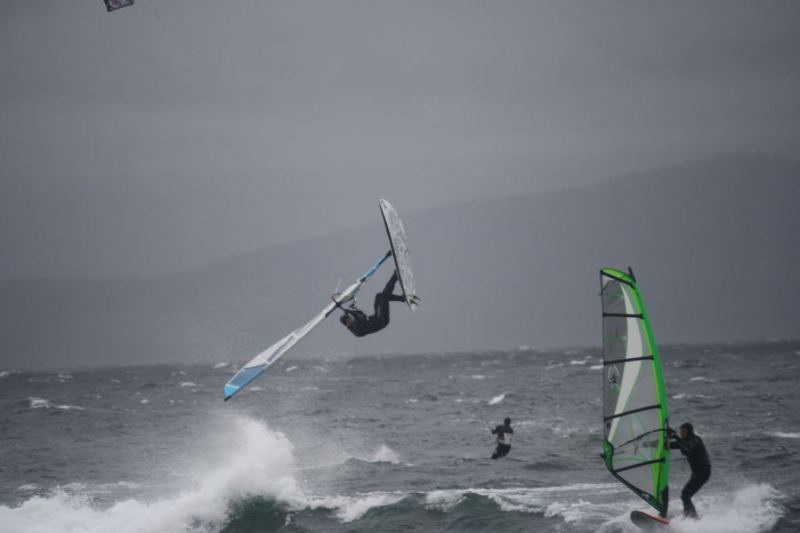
[668, 422, 711, 518]
[339, 271, 405, 337]
[490, 417, 514, 459]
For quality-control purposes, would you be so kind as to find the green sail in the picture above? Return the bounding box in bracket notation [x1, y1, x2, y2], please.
[600, 268, 670, 517]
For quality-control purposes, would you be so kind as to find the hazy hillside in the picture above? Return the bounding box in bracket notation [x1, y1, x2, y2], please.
[2, 154, 798, 369]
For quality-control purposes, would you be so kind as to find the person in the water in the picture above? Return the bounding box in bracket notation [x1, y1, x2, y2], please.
[668, 422, 711, 518]
[491, 417, 514, 459]
[340, 271, 405, 337]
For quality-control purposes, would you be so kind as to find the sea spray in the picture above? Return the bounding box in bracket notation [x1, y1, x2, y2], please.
[0, 416, 300, 533]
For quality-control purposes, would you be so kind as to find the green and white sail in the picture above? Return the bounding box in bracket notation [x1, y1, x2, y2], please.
[600, 268, 670, 517]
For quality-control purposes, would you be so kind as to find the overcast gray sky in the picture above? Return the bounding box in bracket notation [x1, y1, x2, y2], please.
[1, 1, 799, 277]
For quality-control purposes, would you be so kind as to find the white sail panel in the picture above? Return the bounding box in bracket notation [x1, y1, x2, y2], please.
[223, 252, 391, 400]
[600, 268, 670, 517]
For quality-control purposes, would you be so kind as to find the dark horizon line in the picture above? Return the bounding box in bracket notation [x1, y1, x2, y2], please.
[4, 336, 798, 374]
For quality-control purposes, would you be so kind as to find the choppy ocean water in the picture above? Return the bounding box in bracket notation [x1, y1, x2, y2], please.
[1, 341, 798, 533]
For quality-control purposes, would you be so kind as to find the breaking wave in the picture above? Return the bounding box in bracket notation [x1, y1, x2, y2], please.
[488, 393, 506, 405]
[28, 397, 84, 411]
[767, 431, 800, 439]
[0, 416, 300, 533]
[0, 413, 785, 533]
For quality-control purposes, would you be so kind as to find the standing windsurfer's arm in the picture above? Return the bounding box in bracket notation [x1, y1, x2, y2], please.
[666, 428, 679, 450]
[668, 436, 695, 454]
[666, 430, 680, 450]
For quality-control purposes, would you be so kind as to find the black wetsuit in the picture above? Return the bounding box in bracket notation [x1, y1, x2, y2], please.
[343, 274, 404, 337]
[670, 433, 711, 518]
[491, 424, 513, 459]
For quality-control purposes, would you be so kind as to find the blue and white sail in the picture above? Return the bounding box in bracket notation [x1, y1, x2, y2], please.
[223, 251, 392, 401]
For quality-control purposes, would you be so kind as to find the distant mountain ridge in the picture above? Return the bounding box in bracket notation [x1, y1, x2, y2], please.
[2, 154, 798, 369]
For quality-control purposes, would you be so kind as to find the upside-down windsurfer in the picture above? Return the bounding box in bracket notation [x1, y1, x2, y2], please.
[339, 271, 405, 337]
[668, 422, 711, 519]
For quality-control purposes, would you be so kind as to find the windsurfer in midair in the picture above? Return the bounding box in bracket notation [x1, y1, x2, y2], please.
[490, 417, 514, 459]
[668, 422, 711, 518]
[340, 271, 405, 337]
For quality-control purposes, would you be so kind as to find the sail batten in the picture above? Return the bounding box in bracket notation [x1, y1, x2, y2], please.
[600, 268, 670, 517]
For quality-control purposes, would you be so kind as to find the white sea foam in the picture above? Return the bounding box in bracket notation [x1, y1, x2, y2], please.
[140, 399, 150, 404]
[488, 393, 506, 405]
[96, 481, 142, 491]
[424, 484, 621, 514]
[55, 404, 84, 411]
[339, 444, 404, 466]
[366, 444, 401, 464]
[668, 484, 784, 533]
[470, 374, 486, 380]
[768, 431, 800, 439]
[589, 364, 603, 370]
[545, 499, 621, 523]
[28, 397, 50, 409]
[424, 490, 464, 511]
[0, 416, 301, 533]
[586, 483, 786, 533]
[672, 393, 710, 400]
[570, 356, 592, 365]
[0, 414, 404, 529]
[179, 382, 198, 387]
[28, 397, 83, 411]
[308, 492, 405, 522]
[690, 376, 717, 383]
[0, 371, 10, 378]
[285, 365, 299, 373]
[212, 362, 229, 369]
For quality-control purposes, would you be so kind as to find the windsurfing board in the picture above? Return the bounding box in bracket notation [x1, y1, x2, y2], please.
[378, 199, 419, 310]
[630, 510, 670, 530]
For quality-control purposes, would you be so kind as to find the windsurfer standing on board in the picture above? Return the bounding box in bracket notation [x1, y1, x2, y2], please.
[339, 271, 405, 337]
[668, 422, 711, 518]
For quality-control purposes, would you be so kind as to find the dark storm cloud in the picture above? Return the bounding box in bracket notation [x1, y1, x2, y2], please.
[1, 1, 799, 276]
